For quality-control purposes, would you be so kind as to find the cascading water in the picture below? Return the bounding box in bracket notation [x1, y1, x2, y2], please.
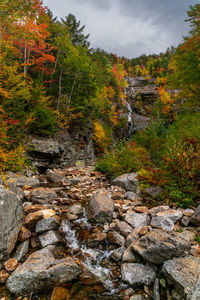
[124, 89, 134, 137]
[61, 216, 122, 294]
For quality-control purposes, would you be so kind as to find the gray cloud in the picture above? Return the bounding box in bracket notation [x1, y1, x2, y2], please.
[44, 0, 197, 58]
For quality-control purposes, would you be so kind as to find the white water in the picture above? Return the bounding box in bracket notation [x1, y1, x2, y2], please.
[125, 101, 133, 137]
[61, 218, 116, 291]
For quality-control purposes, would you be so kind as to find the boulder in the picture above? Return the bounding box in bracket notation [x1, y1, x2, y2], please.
[150, 215, 174, 231]
[144, 185, 163, 199]
[125, 213, 150, 228]
[14, 240, 29, 262]
[190, 204, 200, 226]
[125, 191, 141, 201]
[162, 256, 200, 300]
[38, 230, 63, 248]
[7, 175, 40, 188]
[24, 209, 56, 229]
[121, 263, 156, 286]
[108, 231, 125, 246]
[112, 173, 140, 193]
[0, 190, 23, 262]
[6, 245, 81, 295]
[87, 232, 107, 248]
[131, 229, 194, 264]
[35, 217, 60, 234]
[46, 169, 62, 183]
[122, 247, 138, 263]
[155, 209, 183, 223]
[86, 191, 114, 223]
[115, 221, 133, 237]
[30, 187, 58, 204]
[111, 247, 126, 262]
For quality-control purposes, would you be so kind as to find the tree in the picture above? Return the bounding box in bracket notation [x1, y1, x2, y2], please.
[61, 13, 90, 48]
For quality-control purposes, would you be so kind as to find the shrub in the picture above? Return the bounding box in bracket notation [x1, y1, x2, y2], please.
[29, 105, 57, 136]
[95, 141, 151, 178]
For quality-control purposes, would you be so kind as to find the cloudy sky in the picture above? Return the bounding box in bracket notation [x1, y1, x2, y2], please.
[43, 0, 197, 58]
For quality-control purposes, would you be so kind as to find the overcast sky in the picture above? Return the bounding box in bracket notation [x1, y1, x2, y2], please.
[43, 0, 197, 58]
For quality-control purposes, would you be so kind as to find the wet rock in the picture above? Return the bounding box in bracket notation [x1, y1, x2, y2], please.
[112, 173, 140, 193]
[14, 240, 29, 262]
[190, 204, 200, 226]
[108, 231, 125, 246]
[153, 278, 160, 300]
[4, 258, 18, 272]
[151, 215, 174, 231]
[24, 209, 56, 229]
[121, 263, 156, 286]
[86, 191, 114, 223]
[38, 230, 63, 248]
[111, 246, 126, 262]
[87, 232, 107, 248]
[6, 245, 81, 295]
[144, 185, 163, 199]
[122, 247, 138, 263]
[46, 169, 62, 183]
[18, 226, 32, 242]
[30, 187, 57, 204]
[125, 212, 150, 228]
[162, 256, 200, 300]
[132, 229, 194, 264]
[35, 217, 60, 234]
[0, 190, 23, 262]
[130, 295, 146, 300]
[68, 204, 83, 215]
[115, 221, 133, 237]
[0, 270, 10, 283]
[51, 287, 70, 300]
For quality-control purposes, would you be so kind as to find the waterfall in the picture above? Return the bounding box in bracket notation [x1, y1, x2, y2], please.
[125, 101, 133, 137]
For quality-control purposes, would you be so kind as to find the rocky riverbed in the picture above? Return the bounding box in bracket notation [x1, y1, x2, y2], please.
[0, 166, 199, 300]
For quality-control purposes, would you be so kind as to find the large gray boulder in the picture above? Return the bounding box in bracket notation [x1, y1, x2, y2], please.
[131, 229, 194, 264]
[86, 191, 114, 223]
[0, 190, 23, 262]
[121, 263, 156, 286]
[112, 173, 140, 193]
[162, 256, 200, 300]
[6, 245, 81, 295]
[125, 212, 150, 228]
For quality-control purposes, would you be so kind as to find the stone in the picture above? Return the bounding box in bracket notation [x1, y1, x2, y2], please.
[18, 226, 32, 242]
[112, 173, 140, 193]
[149, 206, 169, 217]
[87, 232, 107, 248]
[162, 256, 200, 300]
[183, 209, 195, 217]
[14, 240, 29, 262]
[126, 228, 141, 247]
[125, 213, 150, 228]
[0, 270, 10, 283]
[132, 229, 194, 264]
[121, 263, 156, 286]
[6, 245, 81, 295]
[24, 209, 56, 229]
[156, 209, 183, 223]
[0, 190, 23, 262]
[30, 187, 58, 204]
[125, 191, 140, 201]
[29, 138, 60, 157]
[46, 169, 62, 183]
[130, 296, 146, 300]
[111, 247, 126, 262]
[86, 191, 114, 223]
[153, 278, 160, 300]
[108, 231, 125, 246]
[181, 216, 190, 227]
[4, 258, 18, 272]
[190, 205, 200, 226]
[115, 221, 133, 237]
[122, 247, 138, 263]
[8, 175, 40, 188]
[24, 204, 48, 214]
[151, 215, 174, 231]
[51, 287, 70, 300]
[68, 204, 83, 215]
[35, 217, 60, 234]
[144, 185, 163, 199]
[134, 206, 150, 213]
[38, 230, 63, 248]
